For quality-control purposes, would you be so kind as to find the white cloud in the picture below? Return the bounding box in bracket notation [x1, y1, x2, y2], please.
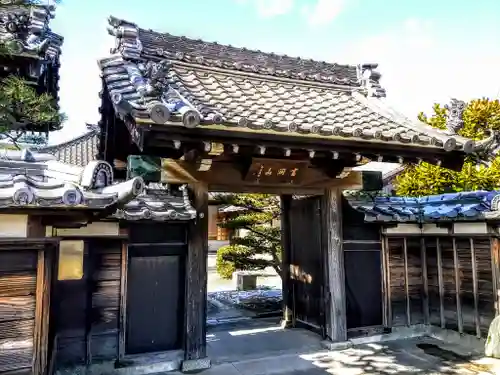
[238, 0, 294, 18]
[302, 0, 345, 27]
[337, 18, 500, 118]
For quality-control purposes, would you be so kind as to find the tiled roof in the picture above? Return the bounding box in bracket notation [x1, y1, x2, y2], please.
[97, 16, 481, 154]
[38, 126, 100, 166]
[0, 149, 143, 210]
[115, 183, 196, 221]
[0, 3, 63, 60]
[42, 128, 197, 220]
[350, 191, 500, 222]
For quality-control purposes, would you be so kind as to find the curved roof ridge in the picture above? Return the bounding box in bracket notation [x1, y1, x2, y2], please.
[106, 15, 380, 89]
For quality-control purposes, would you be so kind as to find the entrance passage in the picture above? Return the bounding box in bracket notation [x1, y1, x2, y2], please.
[288, 196, 325, 336]
[125, 223, 186, 355]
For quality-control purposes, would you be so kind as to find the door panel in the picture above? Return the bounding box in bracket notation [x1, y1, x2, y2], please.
[342, 197, 383, 329]
[289, 196, 325, 335]
[126, 250, 184, 354]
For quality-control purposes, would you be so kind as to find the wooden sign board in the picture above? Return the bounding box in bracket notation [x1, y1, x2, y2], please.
[244, 158, 310, 184]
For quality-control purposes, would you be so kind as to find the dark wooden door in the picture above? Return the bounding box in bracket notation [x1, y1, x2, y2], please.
[126, 245, 185, 354]
[288, 196, 325, 336]
[342, 197, 383, 329]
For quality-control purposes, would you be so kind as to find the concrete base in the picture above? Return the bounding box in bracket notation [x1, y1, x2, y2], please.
[55, 350, 184, 375]
[320, 324, 486, 356]
[181, 357, 211, 373]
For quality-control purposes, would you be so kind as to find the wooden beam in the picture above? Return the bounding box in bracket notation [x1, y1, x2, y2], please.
[403, 238, 411, 326]
[321, 188, 347, 342]
[452, 237, 463, 333]
[85, 244, 93, 366]
[161, 159, 363, 194]
[380, 234, 390, 328]
[33, 246, 52, 375]
[118, 236, 129, 360]
[420, 237, 429, 325]
[185, 183, 209, 360]
[491, 238, 500, 317]
[436, 238, 445, 329]
[147, 125, 465, 169]
[384, 236, 392, 328]
[470, 238, 481, 338]
[280, 195, 293, 327]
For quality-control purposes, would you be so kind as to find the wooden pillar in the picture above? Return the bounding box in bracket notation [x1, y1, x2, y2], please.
[321, 188, 347, 342]
[280, 195, 293, 327]
[470, 238, 481, 338]
[491, 237, 500, 316]
[118, 235, 129, 360]
[183, 183, 210, 371]
[420, 237, 429, 325]
[403, 238, 411, 326]
[33, 246, 53, 375]
[436, 238, 445, 328]
[452, 238, 463, 333]
[381, 235, 391, 328]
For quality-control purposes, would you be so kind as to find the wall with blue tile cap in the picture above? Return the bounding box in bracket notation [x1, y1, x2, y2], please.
[352, 191, 500, 222]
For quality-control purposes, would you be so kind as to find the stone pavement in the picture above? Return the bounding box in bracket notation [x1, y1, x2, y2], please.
[169, 319, 500, 374]
[189, 338, 498, 374]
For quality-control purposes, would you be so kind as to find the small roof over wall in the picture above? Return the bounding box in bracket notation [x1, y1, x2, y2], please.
[115, 183, 196, 221]
[0, 149, 143, 212]
[39, 128, 197, 221]
[349, 191, 500, 223]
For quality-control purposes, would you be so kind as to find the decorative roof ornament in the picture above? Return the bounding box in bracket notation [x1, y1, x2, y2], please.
[0, 149, 144, 210]
[359, 63, 386, 98]
[444, 98, 500, 166]
[0, 3, 62, 61]
[444, 98, 466, 135]
[114, 183, 197, 221]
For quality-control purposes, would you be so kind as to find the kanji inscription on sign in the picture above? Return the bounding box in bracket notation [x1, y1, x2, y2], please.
[244, 158, 309, 184]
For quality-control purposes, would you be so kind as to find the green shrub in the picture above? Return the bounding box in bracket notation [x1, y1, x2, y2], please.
[216, 245, 256, 279]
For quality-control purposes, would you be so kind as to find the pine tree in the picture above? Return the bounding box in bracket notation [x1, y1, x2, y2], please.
[213, 194, 282, 279]
[0, 0, 64, 147]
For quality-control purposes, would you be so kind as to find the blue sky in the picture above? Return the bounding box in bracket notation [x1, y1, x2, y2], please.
[48, 0, 500, 147]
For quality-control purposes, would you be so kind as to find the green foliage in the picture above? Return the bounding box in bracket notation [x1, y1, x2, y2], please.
[216, 245, 270, 279]
[396, 99, 500, 196]
[213, 194, 282, 279]
[0, 0, 65, 144]
[0, 76, 65, 132]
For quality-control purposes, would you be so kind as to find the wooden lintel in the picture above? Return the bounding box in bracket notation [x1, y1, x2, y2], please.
[161, 159, 363, 194]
